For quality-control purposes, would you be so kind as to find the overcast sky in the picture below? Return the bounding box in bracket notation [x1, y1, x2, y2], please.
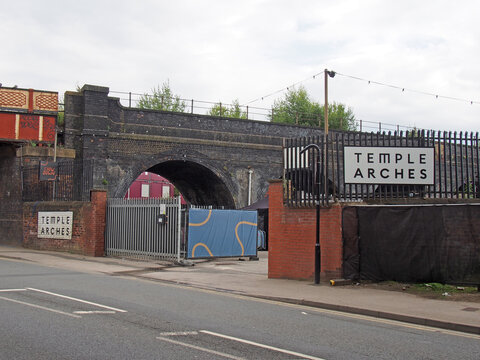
[2, 0, 479, 133]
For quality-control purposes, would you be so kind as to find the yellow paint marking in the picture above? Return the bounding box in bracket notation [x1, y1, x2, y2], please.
[191, 243, 213, 258]
[235, 221, 257, 256]
[39, 116, 43, 141]
[15, 114, 20, 139]
[189, 210, 212, 227]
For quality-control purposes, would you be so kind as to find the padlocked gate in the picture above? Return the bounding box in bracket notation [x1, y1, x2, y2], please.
[105, 197, 183, 261]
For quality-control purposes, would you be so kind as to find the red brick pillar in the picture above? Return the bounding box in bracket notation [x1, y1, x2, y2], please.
[267, 180, 343, 281]
[90, 189, 107, 256]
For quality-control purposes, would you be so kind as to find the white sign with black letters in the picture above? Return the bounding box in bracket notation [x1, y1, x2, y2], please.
[38, 211, 73, 240]
[344, 147, 435, 185]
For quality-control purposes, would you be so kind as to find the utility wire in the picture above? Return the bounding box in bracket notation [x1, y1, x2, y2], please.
[242, 71, 324, 106]
[334, 71, 480, 105]
[243, 69, 480, 106]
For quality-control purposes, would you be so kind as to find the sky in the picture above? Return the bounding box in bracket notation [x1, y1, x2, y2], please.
[2, 0, 480, 133]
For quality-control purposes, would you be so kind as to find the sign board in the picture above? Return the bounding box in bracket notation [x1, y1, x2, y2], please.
[344, 147, 435, 185]
[38, 211, 73, 240]
[39, 160, 57, 181]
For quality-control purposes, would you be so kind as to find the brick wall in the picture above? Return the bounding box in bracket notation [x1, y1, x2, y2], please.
[0, 145, 22, 245]
[23, 190, 106, 256]
[268, 180, 343, 281]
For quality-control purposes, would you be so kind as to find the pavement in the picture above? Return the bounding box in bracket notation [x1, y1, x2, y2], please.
[1, 245, 479, 335]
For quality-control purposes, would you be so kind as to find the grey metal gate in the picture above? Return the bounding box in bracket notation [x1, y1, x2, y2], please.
[105, 197, 182, 261]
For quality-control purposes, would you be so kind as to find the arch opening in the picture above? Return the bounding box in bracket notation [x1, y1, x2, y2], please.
[144, 160, 235, 208]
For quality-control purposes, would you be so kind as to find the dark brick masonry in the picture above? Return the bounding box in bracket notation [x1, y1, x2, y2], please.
[63, 85, 327, 208]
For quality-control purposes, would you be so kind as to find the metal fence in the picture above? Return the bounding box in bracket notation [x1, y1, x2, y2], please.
[105, 197, 182, 261]
[22, 159, 94, 202]
[284, 130, 480, 207]
[108, 90, 418, 133]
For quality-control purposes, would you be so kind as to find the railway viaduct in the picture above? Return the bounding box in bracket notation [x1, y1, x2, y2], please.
[63, 85, 325, 208]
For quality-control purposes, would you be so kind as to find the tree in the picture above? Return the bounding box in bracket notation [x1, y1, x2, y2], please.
[208, 99, 247, 119]
[270, 86, 356, 131]
[325, 102, 356, 131]
[138, 81, 186, 112]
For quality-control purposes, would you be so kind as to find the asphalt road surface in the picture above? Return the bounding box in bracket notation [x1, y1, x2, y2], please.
[1, 258, 479, 359]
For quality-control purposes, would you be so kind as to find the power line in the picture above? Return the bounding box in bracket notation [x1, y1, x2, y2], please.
[242, 71, 324, 106]
[243, 69, 480, 106]
[334, 71, 480, 105]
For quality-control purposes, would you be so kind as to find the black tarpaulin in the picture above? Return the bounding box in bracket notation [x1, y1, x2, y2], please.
[342, 207, 360, 280]
[343, 205, 480, 284]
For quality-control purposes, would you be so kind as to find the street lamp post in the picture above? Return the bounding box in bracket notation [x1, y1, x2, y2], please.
[300, 144, 321, 284]
[323, 69, 336, 203]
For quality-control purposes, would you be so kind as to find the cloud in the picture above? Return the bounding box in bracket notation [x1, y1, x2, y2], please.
[1, 0, 479, 132]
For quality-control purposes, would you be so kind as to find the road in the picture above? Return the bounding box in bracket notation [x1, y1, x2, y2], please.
[1, 258, 479, 359]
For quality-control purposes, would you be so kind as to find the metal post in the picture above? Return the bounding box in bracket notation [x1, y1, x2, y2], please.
[247, 168, 253, 206]
[177, 195, 182, 262]
[324, 69, 329, 134]
[300, 144, 321, 284]
[53, 128, 58, 201]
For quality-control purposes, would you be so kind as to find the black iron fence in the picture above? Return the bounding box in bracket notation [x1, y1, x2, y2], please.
[284, 130, 480, 207]
[22, 159, 94, 202]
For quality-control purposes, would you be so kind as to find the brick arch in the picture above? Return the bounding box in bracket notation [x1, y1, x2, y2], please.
[110, 148, 236, 208]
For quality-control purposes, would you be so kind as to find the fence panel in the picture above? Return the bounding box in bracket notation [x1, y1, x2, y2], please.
[187, 209, 258, 259]
[105, 197, 182, 261]
[283, 130, 480, 206]
[22, 159, 94, 202]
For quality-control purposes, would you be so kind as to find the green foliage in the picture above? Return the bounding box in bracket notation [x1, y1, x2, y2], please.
[269, 86, 356, 131]
[138, 81, 186, 112]
[208, 99, 247, 119]
[326, 102, 356, 131]
[57, 103, 64, 127]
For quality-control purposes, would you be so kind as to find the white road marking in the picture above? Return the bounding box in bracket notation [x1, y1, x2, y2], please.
[200, 330, 326, 360]
[0, 295, 81, 318]
[73, 310, 116, 314]
[156, 336, 246, 360]
[26, 288, 127, 313]
[0, 289, 27, 292]
[158, 331, 199, 336]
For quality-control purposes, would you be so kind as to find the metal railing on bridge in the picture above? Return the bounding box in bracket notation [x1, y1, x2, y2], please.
[108, 90, 418, 133]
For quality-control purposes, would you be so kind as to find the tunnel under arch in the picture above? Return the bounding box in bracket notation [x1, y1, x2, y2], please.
[145, 160, 236, 208]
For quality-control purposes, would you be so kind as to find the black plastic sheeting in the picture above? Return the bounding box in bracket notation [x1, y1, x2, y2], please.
[343, 205, 480, 284]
